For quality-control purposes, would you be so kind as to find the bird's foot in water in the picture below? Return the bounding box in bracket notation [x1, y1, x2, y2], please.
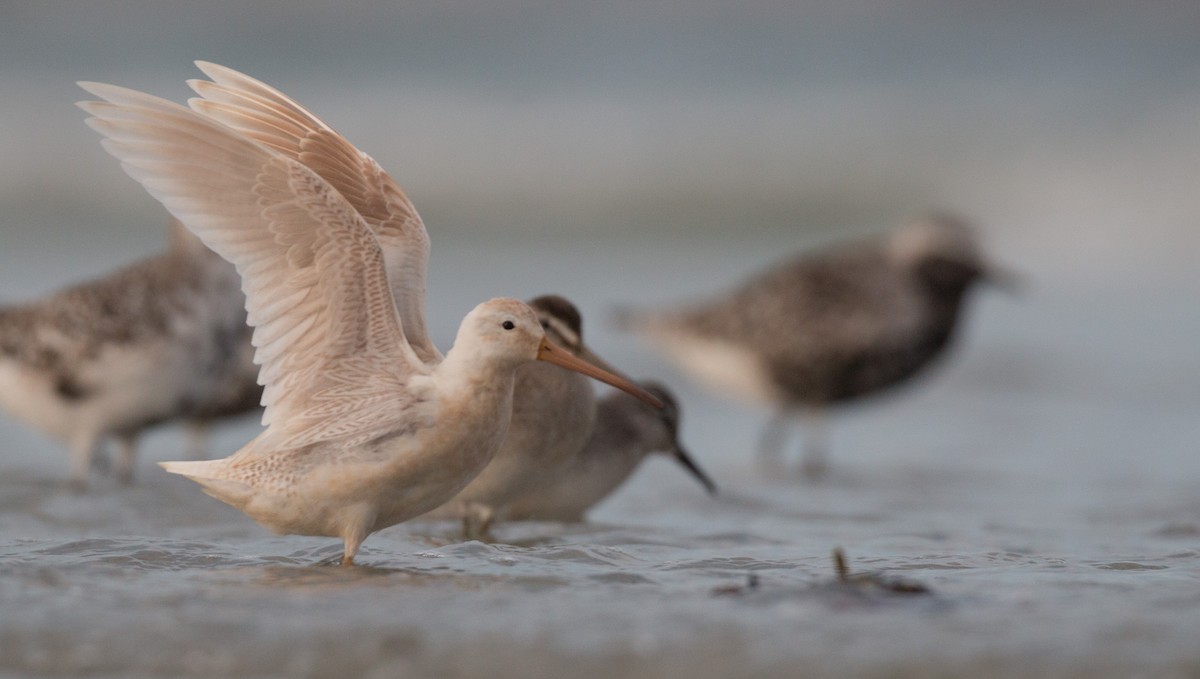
[460, 503, 497, 542]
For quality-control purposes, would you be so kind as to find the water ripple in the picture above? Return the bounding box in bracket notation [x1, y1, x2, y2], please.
[1093, 562, 1170, 571]
[656, 556, 800, 573]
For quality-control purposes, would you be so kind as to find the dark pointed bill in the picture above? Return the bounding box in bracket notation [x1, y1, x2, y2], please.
[537, 337, 664, 409]
[671, 443, 717, 495]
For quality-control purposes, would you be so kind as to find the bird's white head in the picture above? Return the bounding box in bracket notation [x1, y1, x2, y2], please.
[455, 298, 546, 367]
[453, 297, 663, 408]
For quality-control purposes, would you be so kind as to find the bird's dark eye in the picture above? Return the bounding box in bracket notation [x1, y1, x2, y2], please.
[502, 320, 515, 330]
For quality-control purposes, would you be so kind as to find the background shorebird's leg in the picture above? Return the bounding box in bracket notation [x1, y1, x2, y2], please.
[114, 433, 139, 485]
[756, 410, 791, 476]
[90, 446, 112, 474]
[798, 407, 829, 480]
[68, 430, 100, 491]
[184, 420, 210, 460]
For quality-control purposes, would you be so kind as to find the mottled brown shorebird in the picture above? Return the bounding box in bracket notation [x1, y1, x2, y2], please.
[421, 295, 612, 535]
[0, 219, 260, 488]
[505, 381, 716, 522]
[622, 214, 1010, 477]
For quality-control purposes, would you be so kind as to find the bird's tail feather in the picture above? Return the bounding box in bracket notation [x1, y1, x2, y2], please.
[159, 459, 253, 508]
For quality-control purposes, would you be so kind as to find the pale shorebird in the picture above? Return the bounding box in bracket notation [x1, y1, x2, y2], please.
[0, 218, 259, 488]
[78, 62, 661, 565]
[622, 214, 1009, 477]
[420, 294, 608, 535]
[505, 381, 716, 522]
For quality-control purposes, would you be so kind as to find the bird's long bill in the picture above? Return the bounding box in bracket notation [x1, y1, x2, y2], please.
[537, 337, 663, 409]
[671, 443, 718, 496]
[575, 343, 635, 384]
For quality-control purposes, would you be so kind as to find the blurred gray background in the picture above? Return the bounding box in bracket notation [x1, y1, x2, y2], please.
[3, 2, 1199, 274]
[0, 2, 1197, 437]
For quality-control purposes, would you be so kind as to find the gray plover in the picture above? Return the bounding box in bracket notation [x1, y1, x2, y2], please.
[0, 218, 259, 488]
[505, 381, 716, 522]
[421, 294, 613, 535]
[78, 62, 660, 565]
[622, 214, 1008, 477]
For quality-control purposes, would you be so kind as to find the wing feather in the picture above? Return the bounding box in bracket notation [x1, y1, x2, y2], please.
[78, 81, 429, 451]
[186, 61, 442, 365]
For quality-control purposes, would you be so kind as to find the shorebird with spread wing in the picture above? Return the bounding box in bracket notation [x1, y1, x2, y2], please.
[78, 62, 660, 565]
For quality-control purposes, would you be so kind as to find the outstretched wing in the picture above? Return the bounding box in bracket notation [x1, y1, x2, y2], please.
[184, 61, 442, 366]
[79, 82, 429, 451]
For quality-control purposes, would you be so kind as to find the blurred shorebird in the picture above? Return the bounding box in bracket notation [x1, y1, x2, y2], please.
[421, 295, 608, 535]
[0, 218, 259, 488]
[622, 214, 1009, 478]
[505, 381, 716, 523]
[78, 62, 660, 565]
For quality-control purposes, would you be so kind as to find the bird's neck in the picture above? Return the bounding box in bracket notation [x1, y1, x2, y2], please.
[436, 347, 519, 409]
[431, 349, 520, 479]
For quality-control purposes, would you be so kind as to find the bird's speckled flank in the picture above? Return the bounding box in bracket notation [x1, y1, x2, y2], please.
[505, 381, 716, 522]
[0, 220, 259, 487]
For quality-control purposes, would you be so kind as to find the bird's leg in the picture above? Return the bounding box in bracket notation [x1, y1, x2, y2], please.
[477, 505, 496, 537]
[90, 447, 111, 474]
[337, 506, 374, 567]
[756, 410, 791, 477]
[184, 420, 210, 460]
[460, 502, 496, 541]
[798, 407, 830, 480]
[340, 532, 365, 568]
[68, 430, 100, 492]
[115, 433, 138, 485]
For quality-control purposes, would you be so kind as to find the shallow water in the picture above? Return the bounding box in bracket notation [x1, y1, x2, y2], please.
[2, 231, 1199, 678]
